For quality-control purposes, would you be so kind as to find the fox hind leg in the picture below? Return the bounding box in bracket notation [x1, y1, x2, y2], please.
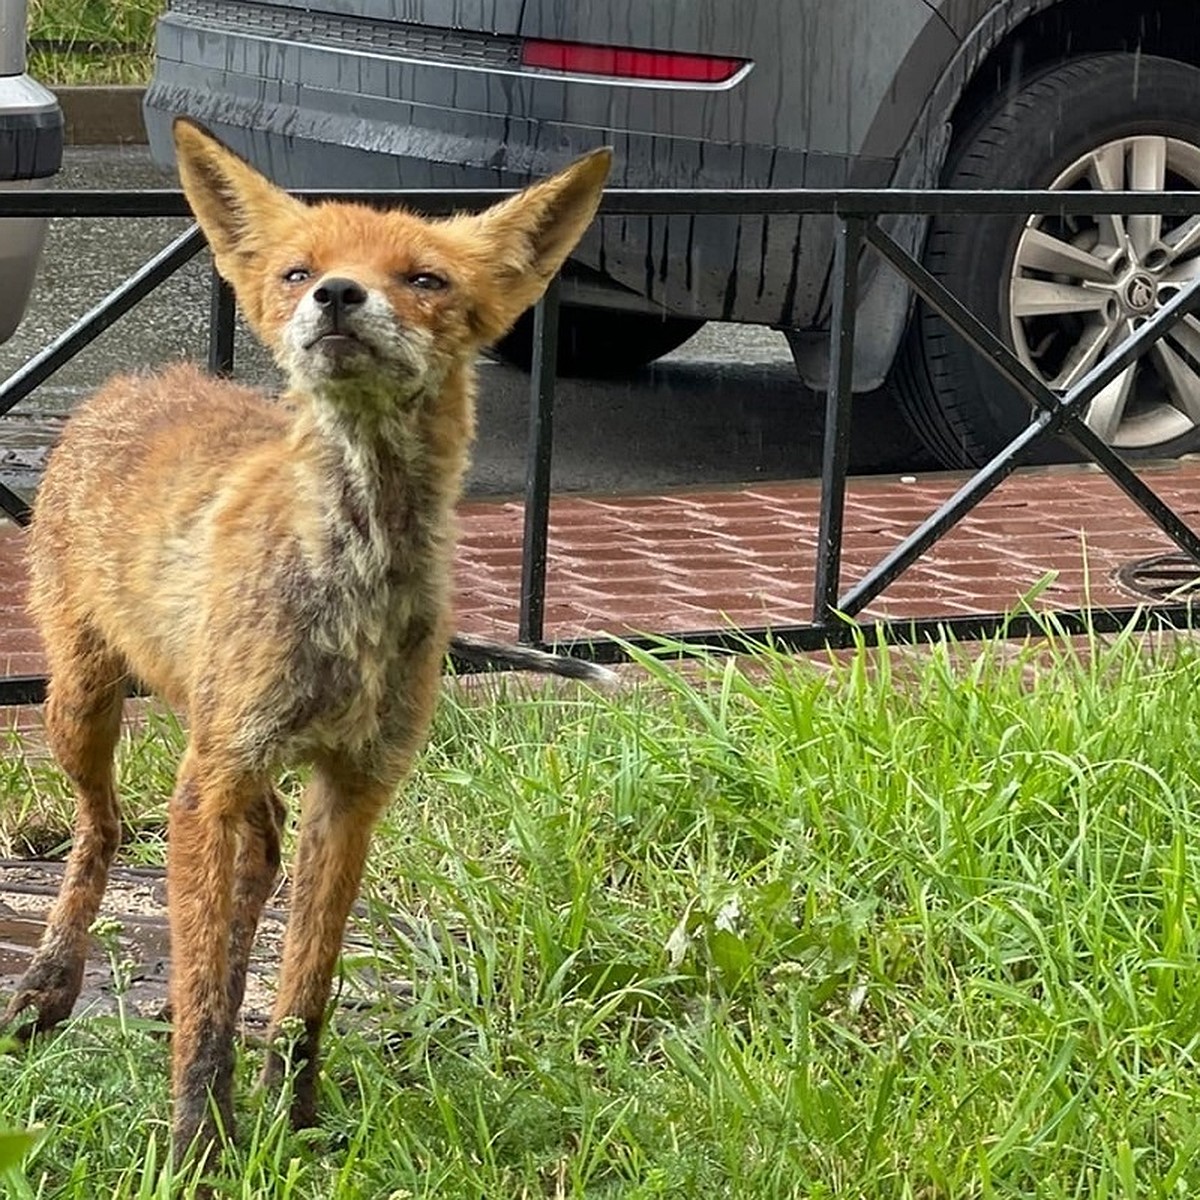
[4, 625, 125, 1034]
[262, 758, 392, 1128]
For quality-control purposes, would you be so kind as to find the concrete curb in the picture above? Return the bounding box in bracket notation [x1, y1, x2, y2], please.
[54, 85, 148, 146]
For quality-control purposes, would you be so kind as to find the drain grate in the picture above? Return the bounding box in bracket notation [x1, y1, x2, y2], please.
[1114, 553, 1200, 601]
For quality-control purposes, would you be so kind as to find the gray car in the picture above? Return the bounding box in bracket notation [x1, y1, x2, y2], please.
[144, 0, 1200, 468]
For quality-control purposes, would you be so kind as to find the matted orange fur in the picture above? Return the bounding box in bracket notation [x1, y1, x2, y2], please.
[3, 119, 610, 1163]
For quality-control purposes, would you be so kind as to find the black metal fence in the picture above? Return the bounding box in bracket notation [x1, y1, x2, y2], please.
[1, 184, 1199, 703]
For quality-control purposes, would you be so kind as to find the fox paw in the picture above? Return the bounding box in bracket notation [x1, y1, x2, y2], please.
[3, 960, 82, 1037]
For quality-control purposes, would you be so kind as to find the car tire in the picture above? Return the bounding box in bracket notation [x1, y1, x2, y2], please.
[492, 306, 704, 377]
[894, 53, 1200, 469]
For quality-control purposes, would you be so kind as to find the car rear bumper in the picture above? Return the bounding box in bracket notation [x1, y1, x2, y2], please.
[0, 74, 60, 343]
[148, 68, 893, 330]
[0, 74, 61, 181]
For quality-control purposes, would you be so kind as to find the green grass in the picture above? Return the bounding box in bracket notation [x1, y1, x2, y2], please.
[27, 0, 161, 86]
[4, 624, 1200, 1196]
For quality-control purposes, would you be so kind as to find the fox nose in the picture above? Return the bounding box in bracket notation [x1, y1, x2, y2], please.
[312, 277, 368, 319]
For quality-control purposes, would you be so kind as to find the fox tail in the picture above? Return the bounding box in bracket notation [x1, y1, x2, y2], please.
[449, 634, 619, 685]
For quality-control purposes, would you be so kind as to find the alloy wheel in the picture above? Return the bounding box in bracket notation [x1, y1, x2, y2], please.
[1009, 135, 1200, 449]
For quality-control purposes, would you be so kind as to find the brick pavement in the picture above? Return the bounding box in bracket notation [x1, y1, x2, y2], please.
[0, 459, 1195, 681]
[455, 460, 1200, 640]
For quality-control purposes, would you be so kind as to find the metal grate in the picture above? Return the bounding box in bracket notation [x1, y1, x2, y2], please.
[168, 0, 521, 68]
[1114, 553, 1200, 602]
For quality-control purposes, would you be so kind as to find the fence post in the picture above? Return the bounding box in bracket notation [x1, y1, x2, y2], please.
[518, 277, 561, 645]
[207, 269, 236, 377]
[812, 214, 865, 622]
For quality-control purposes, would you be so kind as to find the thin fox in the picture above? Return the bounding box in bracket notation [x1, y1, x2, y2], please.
[3, 119, 611, 1161]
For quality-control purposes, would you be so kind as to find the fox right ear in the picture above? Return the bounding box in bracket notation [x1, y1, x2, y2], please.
[454, 148, 612, 343]
[173, 119, 307, 280]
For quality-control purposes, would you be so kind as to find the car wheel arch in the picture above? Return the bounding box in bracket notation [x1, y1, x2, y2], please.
[894, 0, 1200, 192]
[865, 0, 1200, 392]
[819, 1, 1066, 395]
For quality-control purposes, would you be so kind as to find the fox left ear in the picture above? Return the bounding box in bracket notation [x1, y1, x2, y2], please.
[457, 148, 613, 343]
[173, 118, 308, 291]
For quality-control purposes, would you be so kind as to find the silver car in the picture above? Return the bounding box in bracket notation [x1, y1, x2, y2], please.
[145, 0, 1200, 468]
[0, 0, 61, 344]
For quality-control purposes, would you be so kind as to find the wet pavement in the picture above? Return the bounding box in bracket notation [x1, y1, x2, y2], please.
[0, 859, 419, 1029]
[452, 463, 1197, 636]
[0, 862, 216, 1027]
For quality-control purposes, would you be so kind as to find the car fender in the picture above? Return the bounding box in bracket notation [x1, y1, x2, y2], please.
[800, 0, 1070, 393]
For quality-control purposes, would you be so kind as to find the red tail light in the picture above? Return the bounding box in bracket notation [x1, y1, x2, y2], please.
[520, 38, 745, 84]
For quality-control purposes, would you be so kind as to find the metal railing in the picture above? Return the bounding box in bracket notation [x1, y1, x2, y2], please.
[0, 184, 1199, 703]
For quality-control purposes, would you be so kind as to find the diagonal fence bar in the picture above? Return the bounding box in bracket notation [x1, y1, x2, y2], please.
[835, 221, 1200, 618]
[0, 226, 206, 527]
[836, 409, 1054, 618]
[0, 225, 205, 420]
[0, 482, 30, 526]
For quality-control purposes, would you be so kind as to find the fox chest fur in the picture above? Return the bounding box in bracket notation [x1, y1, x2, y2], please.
[188, 393, 466, 768]
[256, 407, 456, 760]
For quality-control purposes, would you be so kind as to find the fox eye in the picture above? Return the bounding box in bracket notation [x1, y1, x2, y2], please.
[407, 272, 447, 291]
[282, 266, 311, 284]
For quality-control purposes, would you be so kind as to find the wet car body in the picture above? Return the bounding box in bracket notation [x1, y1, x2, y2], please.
[145, 0, 1200, 465]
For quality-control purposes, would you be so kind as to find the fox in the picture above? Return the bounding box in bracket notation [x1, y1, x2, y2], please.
[2, 118, 612, 1163]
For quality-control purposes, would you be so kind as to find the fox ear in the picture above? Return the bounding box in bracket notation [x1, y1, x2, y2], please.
[461, 148, 612, 342]
[173, 118, 307, 282]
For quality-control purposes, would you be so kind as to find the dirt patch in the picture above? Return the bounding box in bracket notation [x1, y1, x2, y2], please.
[0, 859, 424, 1036]
[0, 859, 287, 1031]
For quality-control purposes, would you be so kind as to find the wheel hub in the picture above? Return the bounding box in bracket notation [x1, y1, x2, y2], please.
[1121, 271, 1158, 314]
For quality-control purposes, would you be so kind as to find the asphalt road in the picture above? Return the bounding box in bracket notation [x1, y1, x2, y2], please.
[0, 144, 935, 499]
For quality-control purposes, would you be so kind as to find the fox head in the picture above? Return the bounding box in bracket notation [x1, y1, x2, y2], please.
[172, 120, 611, 402]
